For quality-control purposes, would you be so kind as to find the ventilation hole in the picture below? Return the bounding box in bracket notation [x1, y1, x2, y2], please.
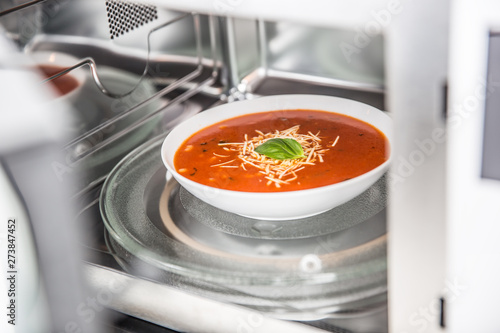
[106, 0, 158, 39]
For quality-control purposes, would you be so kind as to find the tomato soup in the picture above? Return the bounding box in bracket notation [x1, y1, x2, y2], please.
[38, 64, 80, 97]
[174, 109, 388, 192]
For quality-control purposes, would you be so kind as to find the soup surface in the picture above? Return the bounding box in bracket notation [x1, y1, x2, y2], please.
[174, 109, 388, 192]
[38, 64, 79, 97]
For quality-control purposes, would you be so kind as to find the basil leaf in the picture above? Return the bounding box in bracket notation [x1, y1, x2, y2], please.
[255, 138, 306, 160]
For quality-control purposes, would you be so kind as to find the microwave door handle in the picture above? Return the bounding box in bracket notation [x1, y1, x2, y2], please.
[1, 146, 103, 333]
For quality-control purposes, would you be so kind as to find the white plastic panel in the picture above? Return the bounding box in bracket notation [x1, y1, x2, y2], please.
[147, 0, 394, 30]
[447, 0, 500, 331]
[386, 0, 449, 332]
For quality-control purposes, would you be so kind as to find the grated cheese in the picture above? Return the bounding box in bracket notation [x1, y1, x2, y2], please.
[215, 125, 334, 187]
[332, 135, 340, 147]
[211, 159, 236, 167]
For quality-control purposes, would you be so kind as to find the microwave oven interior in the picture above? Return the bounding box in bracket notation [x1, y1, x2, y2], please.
[0, 0, 458, 332]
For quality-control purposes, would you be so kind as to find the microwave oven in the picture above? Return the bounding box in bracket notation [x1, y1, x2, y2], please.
[1, 0, 500, 332]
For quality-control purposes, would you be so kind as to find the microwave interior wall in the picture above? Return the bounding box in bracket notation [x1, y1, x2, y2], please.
[0, 0, 451, 332]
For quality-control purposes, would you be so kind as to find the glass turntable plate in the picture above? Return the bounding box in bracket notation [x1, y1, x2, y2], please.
[100, 135, 387, 320]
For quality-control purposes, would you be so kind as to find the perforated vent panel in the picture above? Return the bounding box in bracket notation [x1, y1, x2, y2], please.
[105, 0, 158, 39]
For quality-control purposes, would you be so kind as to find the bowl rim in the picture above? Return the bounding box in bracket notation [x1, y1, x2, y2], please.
[161, 94, 392, 198]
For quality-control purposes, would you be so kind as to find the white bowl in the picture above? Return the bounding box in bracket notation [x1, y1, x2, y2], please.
[161, 94, 392, 220]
